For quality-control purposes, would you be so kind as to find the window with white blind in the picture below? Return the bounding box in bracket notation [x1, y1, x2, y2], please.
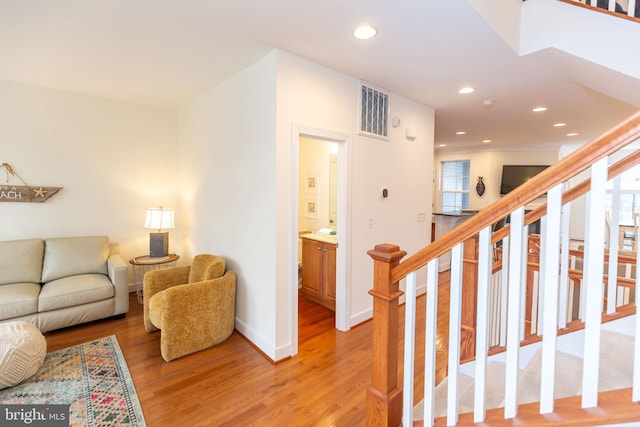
[440, 160, 470, 212]
[606, 164, 640, 224]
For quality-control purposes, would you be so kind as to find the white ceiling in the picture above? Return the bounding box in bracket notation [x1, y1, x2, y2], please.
[0, 0, 637, 150]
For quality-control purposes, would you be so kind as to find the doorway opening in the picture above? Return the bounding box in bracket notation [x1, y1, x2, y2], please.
[291, 125, 351, 356]
[298, 136, 338, 344]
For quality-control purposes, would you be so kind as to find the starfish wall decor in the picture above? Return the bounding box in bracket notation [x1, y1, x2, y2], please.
[0, 163, 63, 203]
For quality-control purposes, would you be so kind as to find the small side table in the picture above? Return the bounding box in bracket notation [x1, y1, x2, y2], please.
[129, 254, 179, 304]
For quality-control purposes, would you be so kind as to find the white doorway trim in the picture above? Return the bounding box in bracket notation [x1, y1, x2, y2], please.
[290, 124, 352, 355]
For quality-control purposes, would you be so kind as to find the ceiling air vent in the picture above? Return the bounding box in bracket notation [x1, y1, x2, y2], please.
[359, 83, 389, 140]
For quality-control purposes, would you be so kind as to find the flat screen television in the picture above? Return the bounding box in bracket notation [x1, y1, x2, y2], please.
[500, 165, 549, 195]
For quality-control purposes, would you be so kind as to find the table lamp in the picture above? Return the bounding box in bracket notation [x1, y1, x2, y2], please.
[144, 207, 174, 257]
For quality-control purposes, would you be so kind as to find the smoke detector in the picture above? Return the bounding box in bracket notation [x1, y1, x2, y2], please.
[481, 99, 494, 108]
[482, 99, 493, 108]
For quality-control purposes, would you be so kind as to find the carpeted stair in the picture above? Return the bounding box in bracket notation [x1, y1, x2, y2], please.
[413, 330, 635, 420]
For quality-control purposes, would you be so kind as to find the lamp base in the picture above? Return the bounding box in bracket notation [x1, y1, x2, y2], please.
[149, 232, 169, 257]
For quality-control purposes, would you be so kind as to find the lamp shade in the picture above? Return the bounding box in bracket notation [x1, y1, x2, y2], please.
[144, 207, 174, 231]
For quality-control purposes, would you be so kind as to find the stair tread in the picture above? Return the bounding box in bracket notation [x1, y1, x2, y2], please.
[414, 329, 636, 422]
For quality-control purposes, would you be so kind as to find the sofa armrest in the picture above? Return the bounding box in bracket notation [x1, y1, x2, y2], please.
[108, 253, 129, 316]
[143, 266, 191, 331]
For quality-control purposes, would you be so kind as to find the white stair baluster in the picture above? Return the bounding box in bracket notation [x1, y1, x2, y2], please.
[500, 235, 510, 347]
[474, 226, 492, 422]
[630, 0, 637, 18]
[607, 175, 621, 314]
[505, 206, 525, 419]
[423, 258, 439, 425]
[582, 157, 608, 408]
[559, 201, 571, 328]
[447, 243, 464, 426]
[580, 190, 592, 323]
[540, 184, 563, 414]
[537, 216, 547, 336]
[402, 272, 417, 426]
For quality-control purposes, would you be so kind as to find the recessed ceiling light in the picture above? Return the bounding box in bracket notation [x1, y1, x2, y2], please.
[567, 132, 578, 136]
[458, 87, 475, 94]
[439, 144, 447, 147]
[353, 25, 377, 40]
[456, 131, 466, 135]
[482, 139, 491, 143]
[553, 123, 567, 127]
[532, 107, 548, 112]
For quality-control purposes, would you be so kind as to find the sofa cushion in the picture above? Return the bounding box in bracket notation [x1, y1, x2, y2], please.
[0, 239, 44, 286]
[39, 274, 114, 312]
[42, 236, 109, 283]
[0, 283, 41, 321]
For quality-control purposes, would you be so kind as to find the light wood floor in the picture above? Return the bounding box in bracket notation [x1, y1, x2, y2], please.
[45, 291, 412, 426]
[42, 275, 639, 426]
[44, 278, 451, 427]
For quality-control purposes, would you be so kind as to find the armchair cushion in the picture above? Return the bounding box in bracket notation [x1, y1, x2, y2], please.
[143, 266, 191, 332]
[148, 270, 236, 335]
[143, 254, 236, 362]
[188, 254, 225, 283]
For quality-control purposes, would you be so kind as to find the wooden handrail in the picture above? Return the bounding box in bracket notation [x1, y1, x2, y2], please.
[491, 149, 640, 243]
[558, 0, 640, 23]
[391, 111, 640, 284]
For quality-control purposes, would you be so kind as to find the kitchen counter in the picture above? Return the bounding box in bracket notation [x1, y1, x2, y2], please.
[433, 210, 478, 271]
[433, 210, 478, 217]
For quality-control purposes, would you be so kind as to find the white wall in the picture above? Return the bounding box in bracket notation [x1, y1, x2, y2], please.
[434, 148, 559, 212]
[520, 0, 640, 81]
[276, 51, 434, 341]
[179, 52, 279, 358]
[2, 48, 435, 362]
[0, 79, 179, 280]
[182, 49, 435, 360]
[470, 0, 640, 83]
[468, 0, 523, 53]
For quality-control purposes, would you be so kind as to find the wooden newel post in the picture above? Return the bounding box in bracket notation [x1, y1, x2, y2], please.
[366, 243, 407, 427]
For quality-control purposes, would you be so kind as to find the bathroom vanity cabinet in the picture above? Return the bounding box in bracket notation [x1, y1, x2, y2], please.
[300, 234, 336, 311]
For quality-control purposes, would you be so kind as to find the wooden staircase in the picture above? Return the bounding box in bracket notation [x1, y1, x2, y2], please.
[416, 327, 639, 424]
[426, 387, 640, 426]
[366, 112, 640, 426]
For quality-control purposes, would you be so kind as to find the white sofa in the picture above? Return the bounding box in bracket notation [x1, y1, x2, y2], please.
[0, 236, 129, 332]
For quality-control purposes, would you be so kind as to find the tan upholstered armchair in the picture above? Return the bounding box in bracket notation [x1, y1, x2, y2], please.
[143, 254, 236, 362]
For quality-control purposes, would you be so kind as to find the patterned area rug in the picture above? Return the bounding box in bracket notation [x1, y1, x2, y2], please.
[0, 335, 145, 426]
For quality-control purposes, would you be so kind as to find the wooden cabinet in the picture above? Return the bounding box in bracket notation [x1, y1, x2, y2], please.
[301, 237, 336, 311]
